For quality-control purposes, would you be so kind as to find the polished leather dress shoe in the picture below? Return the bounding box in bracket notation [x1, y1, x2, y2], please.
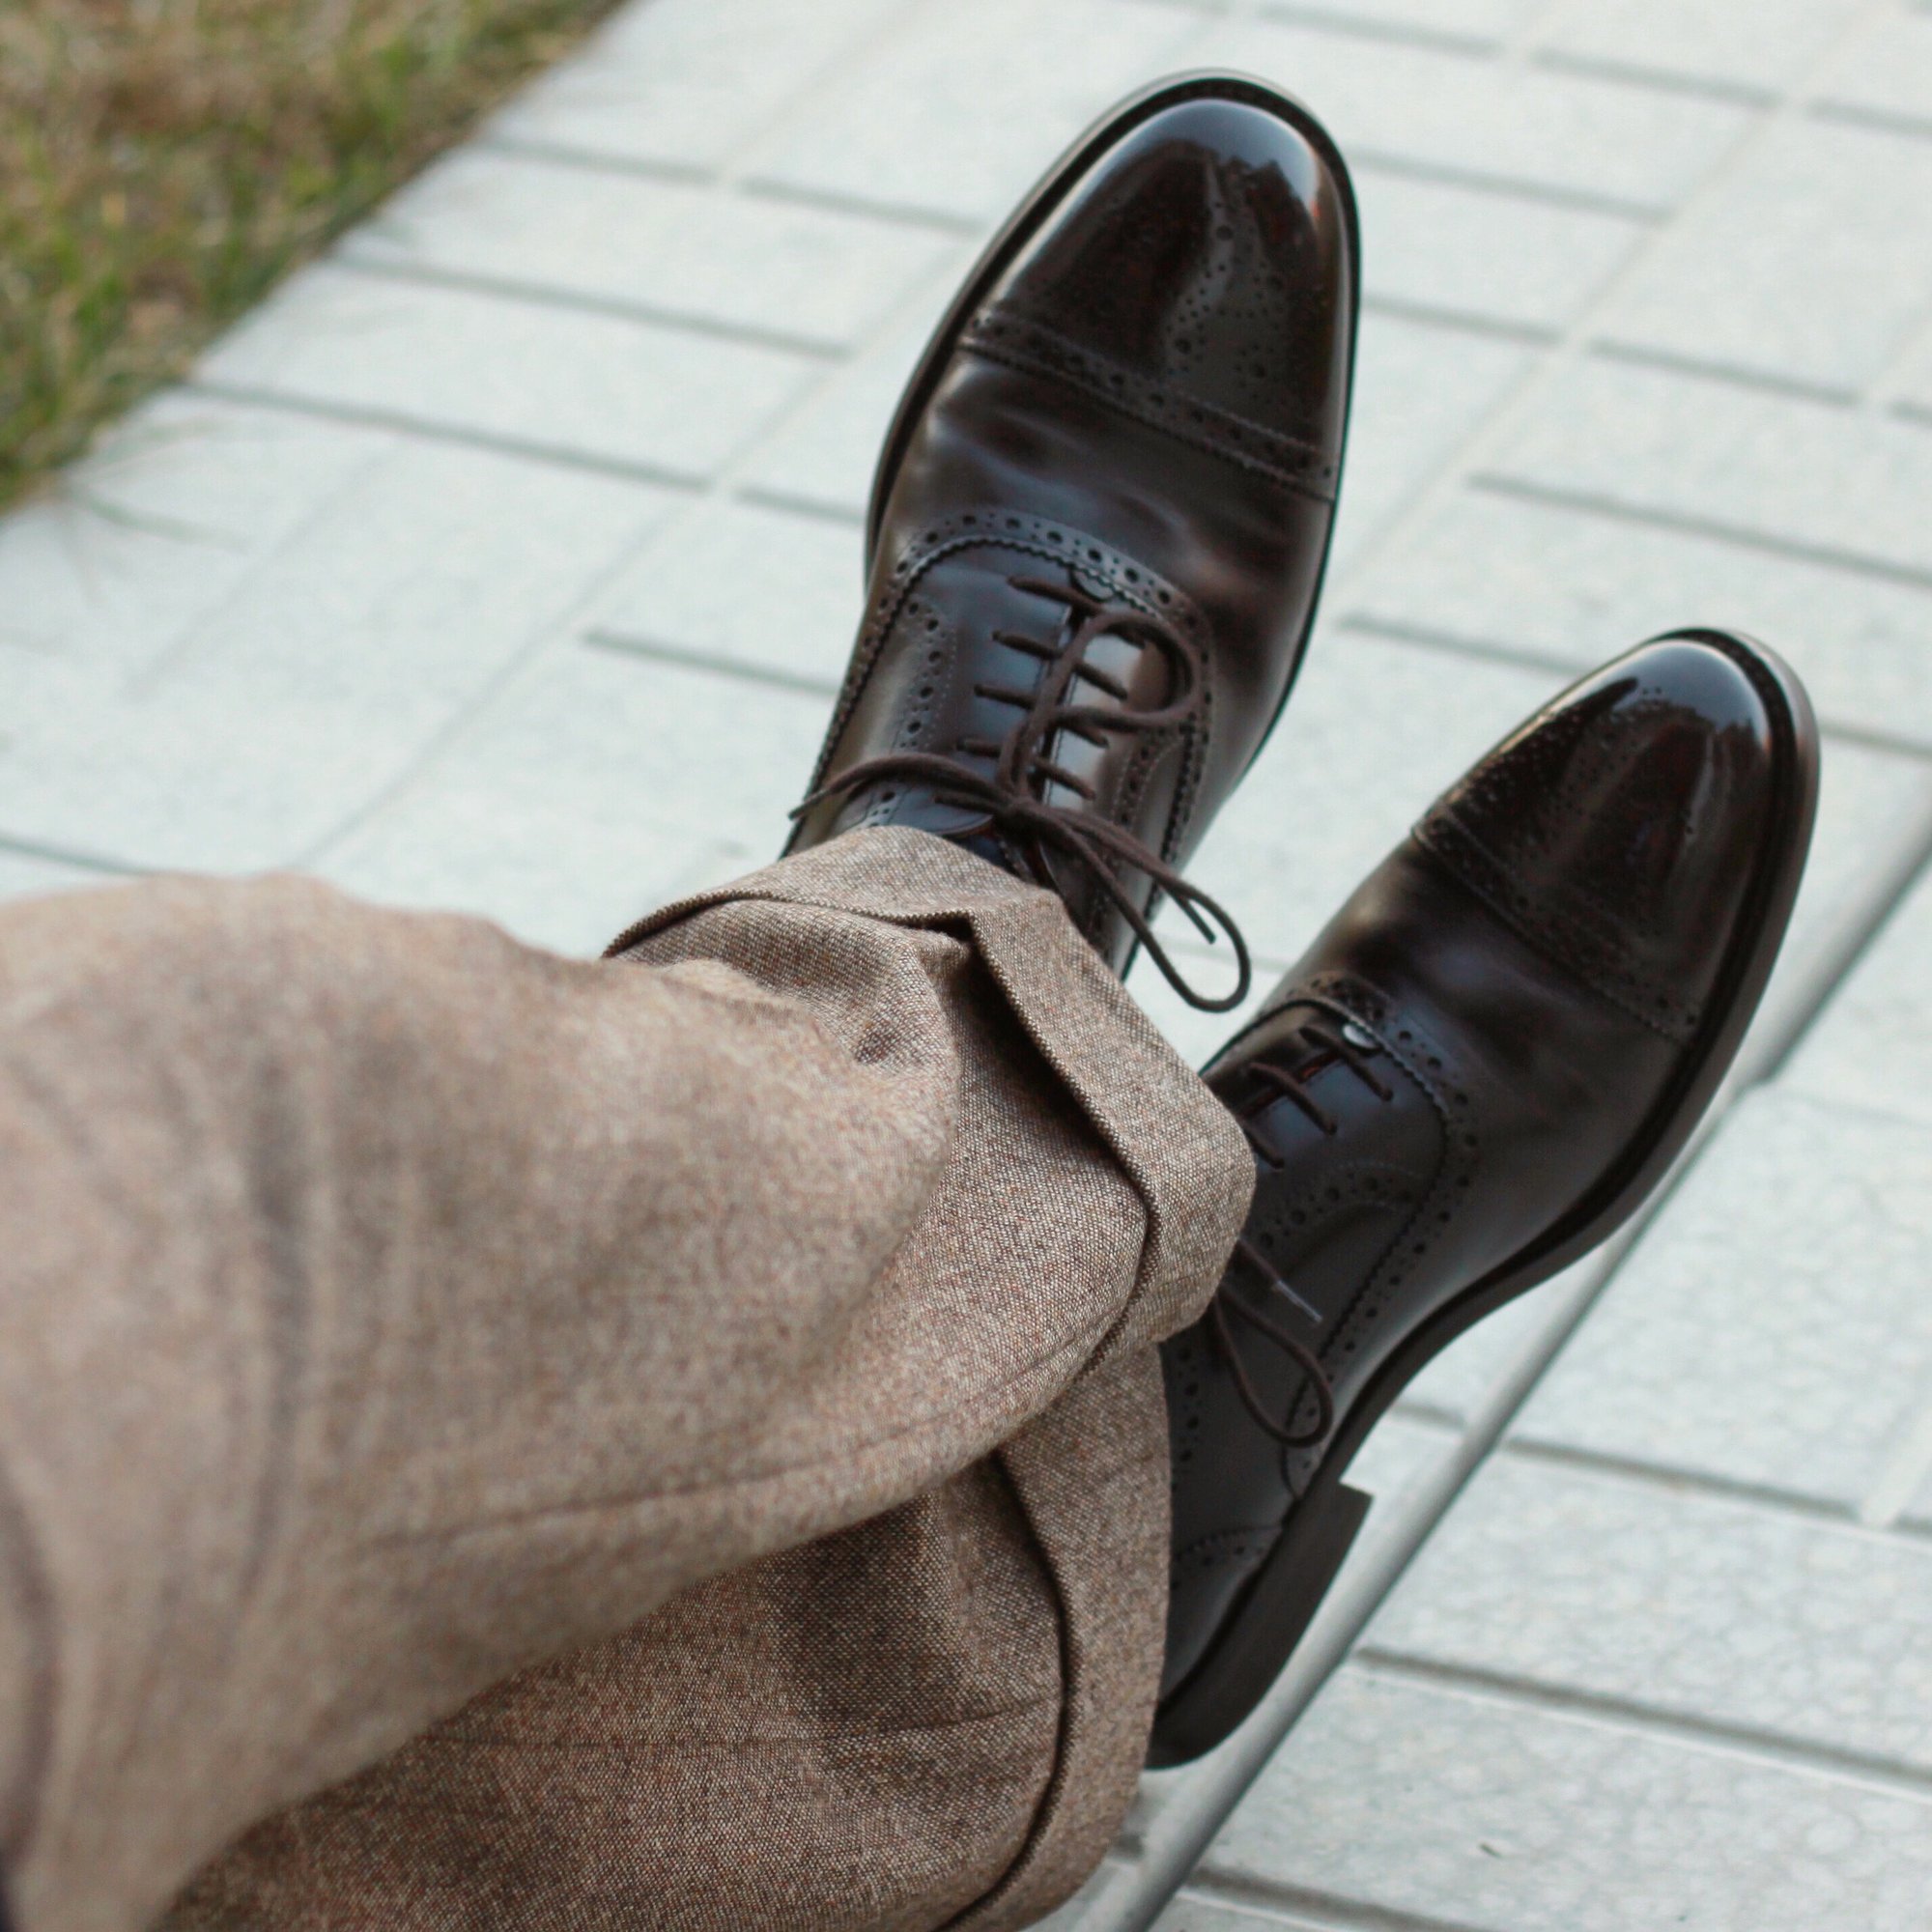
[1151, 631, 1820, 1764]
[788, 72, 1357, 1010]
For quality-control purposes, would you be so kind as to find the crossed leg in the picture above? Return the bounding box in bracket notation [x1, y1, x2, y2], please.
[0, 830, 1247, 1932]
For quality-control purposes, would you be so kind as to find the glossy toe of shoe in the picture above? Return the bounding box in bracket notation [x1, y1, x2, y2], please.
[1151, 630, 1819, 1767]
[1416, 629, 1817, 1046]
[985, 81, 1358, 458]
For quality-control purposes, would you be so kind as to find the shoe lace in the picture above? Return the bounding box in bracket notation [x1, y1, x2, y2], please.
[790, 574, 1252, 1012]
[1210, 1022, 1396, 1449]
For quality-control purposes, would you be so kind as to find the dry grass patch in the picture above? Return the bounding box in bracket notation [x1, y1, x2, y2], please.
[0, 0, 625, 510]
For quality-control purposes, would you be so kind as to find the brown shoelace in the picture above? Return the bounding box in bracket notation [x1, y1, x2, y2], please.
[1211, 1021, 1398, 1448]
[792, 574, 1253, 1013]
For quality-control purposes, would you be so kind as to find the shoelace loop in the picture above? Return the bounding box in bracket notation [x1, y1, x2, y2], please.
[792, 573, 1252, 1013]
[1210, 1021, 1398, 1448]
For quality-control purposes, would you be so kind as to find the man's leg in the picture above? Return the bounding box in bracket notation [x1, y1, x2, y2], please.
[0, 831, 1248, 1932]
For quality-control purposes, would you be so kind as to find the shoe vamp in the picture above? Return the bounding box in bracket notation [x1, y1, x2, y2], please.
[1292, 840, 1687, 1328]
[883, 356, 1329, 821]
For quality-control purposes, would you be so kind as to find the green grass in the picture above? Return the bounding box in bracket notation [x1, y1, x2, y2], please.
[0, 0, 626, 513]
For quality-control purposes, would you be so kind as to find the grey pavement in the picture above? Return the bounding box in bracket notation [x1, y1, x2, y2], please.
[4, 0, 1932, 1925]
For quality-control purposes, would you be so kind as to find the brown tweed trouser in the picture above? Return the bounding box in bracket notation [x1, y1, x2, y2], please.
[0, 829, 1250, 1932]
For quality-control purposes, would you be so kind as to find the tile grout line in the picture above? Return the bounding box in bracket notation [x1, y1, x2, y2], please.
[1335, 613, 1932, 765]
[1860, 1402, 1932, 1530]
[327, 249, 854, 361]
[1319, 0, 1903, 634]
[713, 0, 945, 190]
[294, 164, 995, 863]
[1344, 1652, 1932, 1807]
[1186, 1868, 1494, 1932]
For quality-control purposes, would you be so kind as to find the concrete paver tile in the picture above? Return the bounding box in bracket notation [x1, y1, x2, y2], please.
[1345, 483, 1932, 750]
[1533, 0, 1870, 94]
[1512, 1090, 1932, 1512]
[486, 0, 904, 173]
[1784, 861, 1932, 1131]
[1359, 169, 1646, 332]
[0, 390, 385, 671]
[737, 298, 952, 520]
[1490, 356, 1932, 579]
[0, 440, 671, 872]
[748, 0, 1205, 225]
[588, 497, 862, 692]
[1328, 313, 1535, 576]
[1369, 1452, 1932, 1772]
[1888, 331, 1932, 417]
[199, 264, 815, 481]
[345, 148, 952, 352]
[1397, 1288, 1557, 1422]
[1184, 1666, 1932, 1932]
[1594, 118, 1932, 392]
[1195, 18, 1751, 210]
[318, 645, 822, 956]
[1813, 6, 1932, 134]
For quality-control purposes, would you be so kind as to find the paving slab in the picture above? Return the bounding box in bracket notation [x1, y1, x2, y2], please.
[318, 643, 821, 956]
[1344, 482, 1932, 750]
[1511, 1089, 1932, 1517]
[1531, 0, 1871, 95]
[0, 390, 386, 671]
[738, 297, 953, 521]
[199, 263, 816, 483]
[1355, 169, 1645, 333]
[1326, 314, 1535, 575]
[0, 852, 116, 903]
[1193, 18, 1751, 211]
[1172, 1666, 1932, 1932]
[1814, 6, 1932, 133]
[1784, 859, 1932, 1130]
[747, 0, 1205, 225]
[485, 0, 904, 174]
[0, 415, 672, 872]
[343, 147, 953, 352]
[1485, 356, 1932, 581]
[1261, 0, 1548, 48]
[1593, 116, 1932, 392]
[587, 497, 861, 693]
[1367, 1452, 1932, 1771]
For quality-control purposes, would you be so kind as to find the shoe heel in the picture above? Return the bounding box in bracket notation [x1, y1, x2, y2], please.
[1149, 1480, 1374, 1768]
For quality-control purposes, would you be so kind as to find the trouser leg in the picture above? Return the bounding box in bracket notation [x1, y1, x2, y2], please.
[0, 831, 1247, 1932]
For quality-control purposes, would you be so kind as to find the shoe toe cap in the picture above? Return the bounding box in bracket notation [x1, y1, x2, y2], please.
[1419, 632, 1810, 1037]
[992, 84, 1356, 448]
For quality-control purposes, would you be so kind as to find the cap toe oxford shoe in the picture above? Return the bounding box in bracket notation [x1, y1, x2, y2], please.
[789, 74, 1357, 1011]
[1152, 630, 1820, 1764]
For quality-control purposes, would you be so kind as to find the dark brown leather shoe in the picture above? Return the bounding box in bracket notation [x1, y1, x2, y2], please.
[1152, 631, 1820, 1764]
[788, 72, 1358, 1011]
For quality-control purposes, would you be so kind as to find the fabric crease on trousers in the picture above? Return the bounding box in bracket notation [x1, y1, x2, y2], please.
[0, 828, 1251, 1932]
